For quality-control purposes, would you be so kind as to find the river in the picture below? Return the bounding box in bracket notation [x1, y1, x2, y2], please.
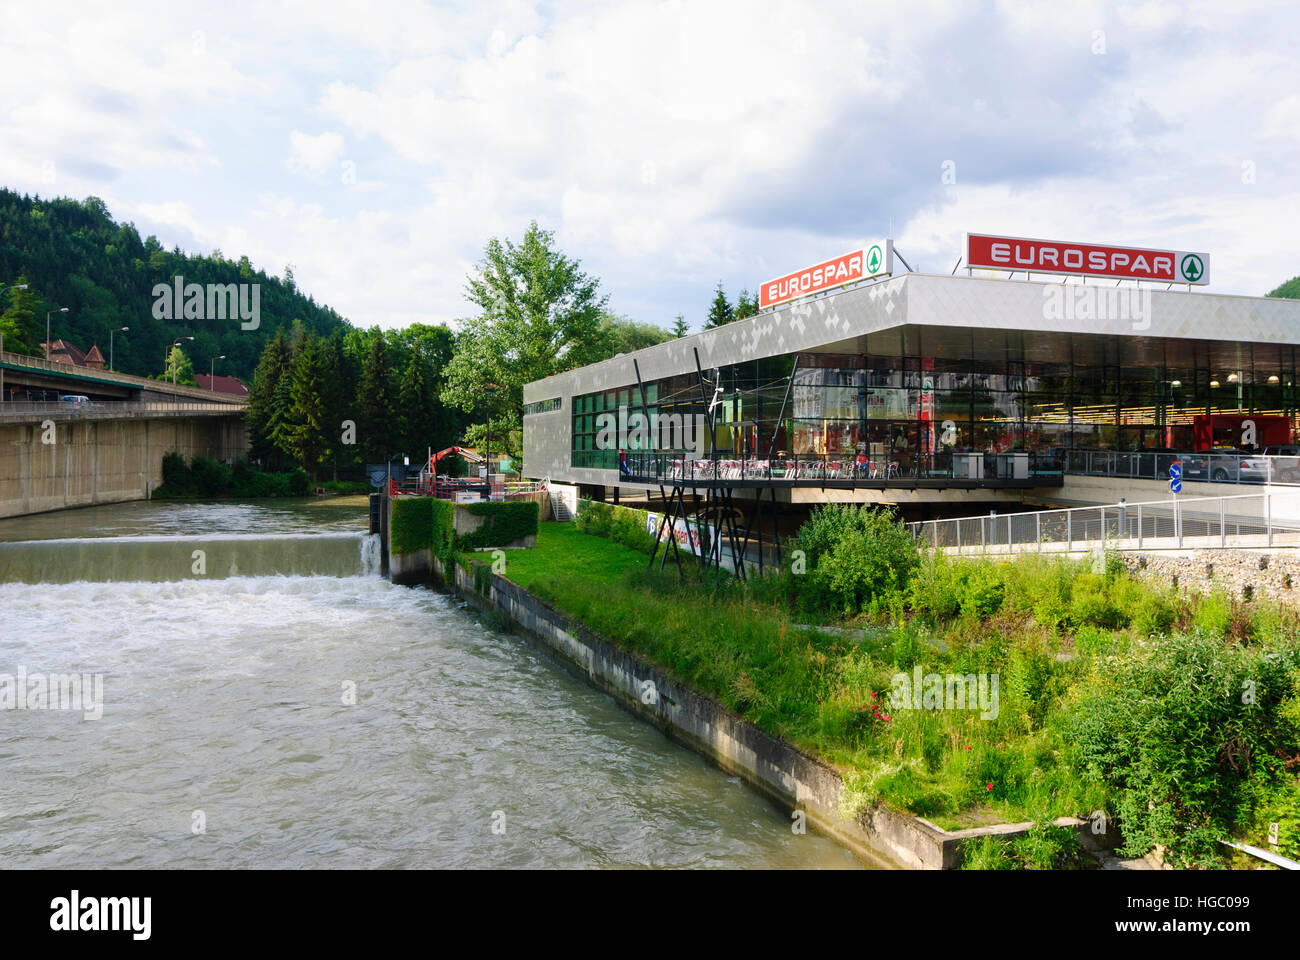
[0, 500, 861, 869]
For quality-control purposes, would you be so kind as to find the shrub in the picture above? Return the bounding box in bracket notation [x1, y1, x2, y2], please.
[1067, 573, 1130, 630]
[575, 500, 663, 556]
[958, 564, 1005, 621]
[907, 550, 964, 623]
[430, 499, 455, 561]
[190, 456, 233, 497]
[1191, 592, 1232, 639]
[456, 500, 540, 550]
[799, 505, 919, 617]
[1012, 820, 1081, 869]
[1063, 631, 1300, 865]
[1131, 592, 1177, 638]
[390, 497, 434, 555]
[961, 834, 1017, 870]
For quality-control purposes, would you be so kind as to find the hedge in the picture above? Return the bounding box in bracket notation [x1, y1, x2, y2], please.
[431, 499, 456, 561]
[574, 499, 658, 556]
[456, 500, 540, 551]
[152, 454, 309, 500]
[390, 497, 434, 555]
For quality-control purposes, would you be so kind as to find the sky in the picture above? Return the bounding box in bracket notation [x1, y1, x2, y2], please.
[2, 0, 1298, 332]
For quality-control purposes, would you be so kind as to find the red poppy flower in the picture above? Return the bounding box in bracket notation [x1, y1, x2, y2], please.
[986, 783, 993, 791]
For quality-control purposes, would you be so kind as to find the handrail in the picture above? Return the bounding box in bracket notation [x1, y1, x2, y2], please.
[0, 349, 246, 404]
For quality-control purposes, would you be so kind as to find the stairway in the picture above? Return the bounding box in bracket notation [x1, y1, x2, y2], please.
[549, 486, 573, 522]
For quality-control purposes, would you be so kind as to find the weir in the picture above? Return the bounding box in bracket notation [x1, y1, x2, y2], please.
[0, 532, 382, 583]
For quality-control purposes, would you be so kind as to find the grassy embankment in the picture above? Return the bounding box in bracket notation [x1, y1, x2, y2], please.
[496, 513, 1300, 870]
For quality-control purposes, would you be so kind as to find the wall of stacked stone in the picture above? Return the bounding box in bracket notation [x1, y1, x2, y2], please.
[1121, 550, 1300, 603]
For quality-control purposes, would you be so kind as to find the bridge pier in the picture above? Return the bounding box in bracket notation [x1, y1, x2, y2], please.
[0, 413, 247, 519]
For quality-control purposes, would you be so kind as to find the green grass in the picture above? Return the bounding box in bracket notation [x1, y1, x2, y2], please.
[504, 522, 651, 591]
[492, 520, 1300, 868]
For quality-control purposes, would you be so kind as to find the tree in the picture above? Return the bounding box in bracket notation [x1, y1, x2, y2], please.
[398, 342, 437, 459]
[598, 312, 674, 356]
[278, 335, 329, 482]
[247, 330, 291, 468]
[357, 335, 396, 463]
[704, 281, 734, 328]
[320, 331, 356, 480]
[671, 313, 689, 338]
[0, 277, 42, 355]
[161, 345, 196, 386]
[736, 288, 758, 320]
[442, 221, 611, 461]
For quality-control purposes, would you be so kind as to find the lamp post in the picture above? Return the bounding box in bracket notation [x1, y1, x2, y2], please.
[482, 382, 500, 481]
[209, 354, 226, 387]
[168, 337, 194, 385]
[45, 306, 70, 360]
[110, 326, 128, 371]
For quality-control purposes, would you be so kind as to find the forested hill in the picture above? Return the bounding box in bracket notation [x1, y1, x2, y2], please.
[1269, 276, 1300, 299]
[0, 189, 350, 381]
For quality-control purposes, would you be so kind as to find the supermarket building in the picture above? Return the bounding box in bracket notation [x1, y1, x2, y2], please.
[522, 237, 1300, 517]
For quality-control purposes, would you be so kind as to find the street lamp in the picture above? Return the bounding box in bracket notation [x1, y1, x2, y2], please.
[168, 337, 195, 384]
[45, 306, 70, 360]
[482, 382, 500, 480]
[110, 326, 128, 372]
[209, 354, 226, 387]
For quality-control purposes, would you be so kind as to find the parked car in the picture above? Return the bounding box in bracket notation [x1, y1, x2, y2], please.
[1261, 445, 1300, 482]
[57, 394, 90, 409]
[1181, 448, 1244, 482]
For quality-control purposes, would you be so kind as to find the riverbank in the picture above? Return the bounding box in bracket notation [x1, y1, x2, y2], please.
[423, 518, 1300, 870]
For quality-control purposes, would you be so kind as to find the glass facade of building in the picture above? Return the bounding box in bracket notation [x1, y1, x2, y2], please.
[570, 327, 1300, 473]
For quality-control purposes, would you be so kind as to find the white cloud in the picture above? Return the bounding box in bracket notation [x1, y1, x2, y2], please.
[1, 0, 1298, 328]
[287, 131, 347, 176]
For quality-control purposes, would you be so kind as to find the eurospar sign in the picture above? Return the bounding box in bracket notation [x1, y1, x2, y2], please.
[759, 240, 893, 309]
[967, 233, 1209, 285]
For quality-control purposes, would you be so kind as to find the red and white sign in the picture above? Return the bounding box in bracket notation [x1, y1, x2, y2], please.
[966, 233, 1210, 285]
[760, 241, 893, 310]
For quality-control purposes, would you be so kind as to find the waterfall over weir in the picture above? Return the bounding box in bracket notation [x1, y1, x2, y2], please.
[0, 532, 382, 584]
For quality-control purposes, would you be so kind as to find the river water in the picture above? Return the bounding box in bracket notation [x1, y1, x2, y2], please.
[0, 500, 860, 869]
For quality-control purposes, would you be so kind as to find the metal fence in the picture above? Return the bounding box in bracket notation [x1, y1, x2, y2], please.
[623, 450, 1061, 484]
[909, 490, 1300, 554]
[0, 399, 243, 418]
[1065, 449, 1300, 486]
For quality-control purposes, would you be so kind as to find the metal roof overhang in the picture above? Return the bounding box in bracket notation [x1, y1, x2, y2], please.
[525, 273, 1300, 403]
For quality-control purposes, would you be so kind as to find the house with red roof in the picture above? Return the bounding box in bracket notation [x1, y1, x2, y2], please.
[194, 374, 249, 397]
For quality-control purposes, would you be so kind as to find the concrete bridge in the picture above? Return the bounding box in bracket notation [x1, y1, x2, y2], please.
[0, 351, 247, 518]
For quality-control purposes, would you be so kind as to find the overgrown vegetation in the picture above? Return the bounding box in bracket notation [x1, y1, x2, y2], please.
[390, 497, 434, 555]
[456, 500, 540, 551]
[516, 505, 1300, 869]
[151, 452, 309, 500]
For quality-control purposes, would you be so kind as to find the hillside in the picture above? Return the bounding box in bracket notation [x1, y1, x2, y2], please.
[0, 190, 351, 381]
[1269, 276, 1300, 299]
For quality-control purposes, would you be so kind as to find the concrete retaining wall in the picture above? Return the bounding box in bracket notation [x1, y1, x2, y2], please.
[414, 549, 1115, 869]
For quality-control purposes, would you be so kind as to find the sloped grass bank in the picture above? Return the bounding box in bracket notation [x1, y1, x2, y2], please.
[502, 520, 1300, 868]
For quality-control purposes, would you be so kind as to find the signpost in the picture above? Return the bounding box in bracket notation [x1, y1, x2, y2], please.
[759, 240, 893, 310]
[966, 233, 1210, 285]
[1170, 462, 1182, 544]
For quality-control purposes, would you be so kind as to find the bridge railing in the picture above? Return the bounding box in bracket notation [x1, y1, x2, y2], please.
[0, 349, 245, 404]
[908, 489, 1300, 554]
[0, 399, 242, 418]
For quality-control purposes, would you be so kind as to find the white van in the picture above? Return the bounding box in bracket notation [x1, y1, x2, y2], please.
[58, 395, 90, 408]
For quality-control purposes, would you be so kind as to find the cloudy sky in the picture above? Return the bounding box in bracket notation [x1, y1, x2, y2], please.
[2, 0, 1298, 331]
